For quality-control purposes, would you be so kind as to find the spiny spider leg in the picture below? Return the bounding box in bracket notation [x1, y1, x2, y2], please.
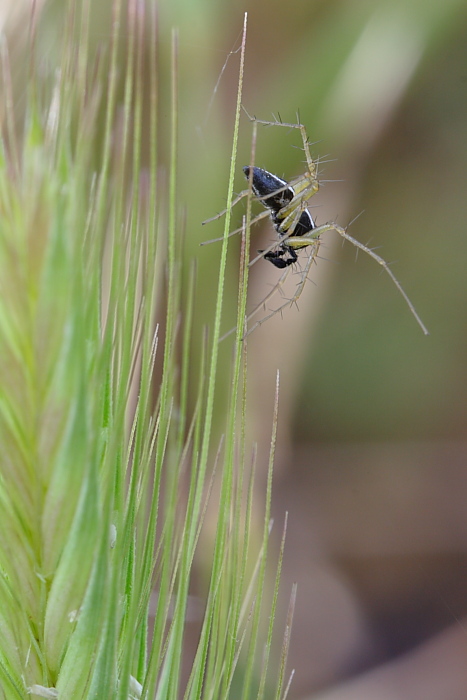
[285, 225, 430, 336]
[219, 240, 320, 343]
[247, 202, 318, 268]
[218, 264, 292, 343]
[242, 115, 321, 238]
[243, 110, 428, 335]
[201, 209, 271, 246]
[242, 109, 319, 194]
[244, 267, 291, 323]
[201, 173, 298, 246]
[202, 183, 256, 225]
[205, 109, 428, 336]
[202, 178, 296, 228]
[244, 241, 321, 338]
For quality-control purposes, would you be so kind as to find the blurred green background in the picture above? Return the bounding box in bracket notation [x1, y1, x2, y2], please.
[3, 0, 467, 697]
[161, 0, 467, 696]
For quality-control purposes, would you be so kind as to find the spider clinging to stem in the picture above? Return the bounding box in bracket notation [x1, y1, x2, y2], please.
[202, 112, 429, 337]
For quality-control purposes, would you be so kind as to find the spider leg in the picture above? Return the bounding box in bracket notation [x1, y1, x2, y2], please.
[286, 225, 430, 336]
[201, 209, 270, 246]
[273, 177, 318, 234]
[245, 267, 291, 323]
[208, 110, 428, 338]
[202, 164, 297, 231]
[244, 240, 320, 337]
[249, 202, 314, 267]
[220, 234, 316, 342]
[242, 110, 319, 190]
[219, 265, 292, 342]
[201, 187, 253, 226]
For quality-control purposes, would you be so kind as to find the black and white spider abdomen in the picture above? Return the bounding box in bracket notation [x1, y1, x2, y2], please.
[285, 209, 315, 237]
[243, 165, 315, 240]
[243, 166, 293, 213]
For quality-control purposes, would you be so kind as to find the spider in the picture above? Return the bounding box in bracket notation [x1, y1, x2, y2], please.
[242, 165, 315, 268]
[202, 113, 429, 337]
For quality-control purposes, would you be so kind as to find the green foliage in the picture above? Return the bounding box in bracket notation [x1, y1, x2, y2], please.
[0, 5, 288, 700]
